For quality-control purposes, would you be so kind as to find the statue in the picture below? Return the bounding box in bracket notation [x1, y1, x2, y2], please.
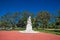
[19, 16, 39, 33]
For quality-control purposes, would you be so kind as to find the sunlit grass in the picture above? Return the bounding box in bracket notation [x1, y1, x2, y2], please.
[33, 28, 60, 35]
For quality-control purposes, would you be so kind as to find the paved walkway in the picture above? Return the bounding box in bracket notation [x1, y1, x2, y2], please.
[0, 31, 60, 40]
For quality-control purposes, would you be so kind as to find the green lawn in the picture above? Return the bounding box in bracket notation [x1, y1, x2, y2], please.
[33, 28, 60, 35]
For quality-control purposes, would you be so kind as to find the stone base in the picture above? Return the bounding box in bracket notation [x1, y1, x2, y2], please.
[19, 30, 39, 33]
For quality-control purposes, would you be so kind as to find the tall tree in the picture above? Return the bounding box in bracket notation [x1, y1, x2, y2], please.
[0, 12, 21, 29]
[55, 10, 60, 29]
[37, 11, 51, 29]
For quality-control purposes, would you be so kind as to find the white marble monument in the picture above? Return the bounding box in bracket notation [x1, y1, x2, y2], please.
[19, 16, 39, 33]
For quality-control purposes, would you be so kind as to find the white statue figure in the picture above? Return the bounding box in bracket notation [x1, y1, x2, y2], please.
[19, 16, 39, 33]
[26, 16, 32, 31]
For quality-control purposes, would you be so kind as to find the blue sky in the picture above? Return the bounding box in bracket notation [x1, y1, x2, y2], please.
[0, 0, 60, 16]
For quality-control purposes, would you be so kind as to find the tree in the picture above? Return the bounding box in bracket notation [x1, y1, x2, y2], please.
[37, 11, 51, 29]
[0, 12, 21, 30]
[32, 17, 39, 29]
[16, 19, 26, 28]
[55, 10, 60, 29]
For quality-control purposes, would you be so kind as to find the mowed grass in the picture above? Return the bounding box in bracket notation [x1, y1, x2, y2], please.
[33, 28, 60, 35]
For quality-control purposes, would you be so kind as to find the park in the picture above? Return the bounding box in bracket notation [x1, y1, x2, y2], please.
[0, 12, 60, 40]
[0, 0, 60, 40]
